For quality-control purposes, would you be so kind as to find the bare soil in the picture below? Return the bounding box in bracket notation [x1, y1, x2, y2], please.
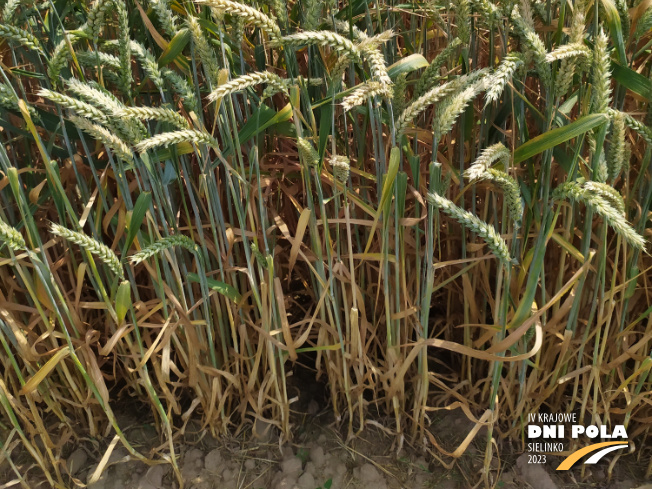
[2, 399, 649, 489]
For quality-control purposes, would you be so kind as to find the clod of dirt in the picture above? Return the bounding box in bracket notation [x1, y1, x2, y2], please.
[204, 448, 223, 473]
[244, 458, 256, 471]
[281, 456, 303, 477]
[181, 448, 205, 480]
[137, 465, 167, 489]
[310, 446, 325, 467]
[274, 475, 297, 489]
[297, 471, 315, 489]
[516, 454, 559, 489]
[66, 448, 88, 476]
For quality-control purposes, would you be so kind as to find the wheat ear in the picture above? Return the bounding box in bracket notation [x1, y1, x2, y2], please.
[545, 43, 590, 63]
[187, 15, 221, 87]
[0, 83, 40, 121]
[607, 111, 625, 181]
[206, 71, 286, 103]
[553, 182, 645, 250]
[70, 116, 134, 163]
[114, 0, 132, 97]
[480, 169, 524, 228]
[149, 0, 178, 37]
[198, 0, 282, 41]
[511, 5, 551, 91]
[556, 0, 587, 97]
[396, 69, 489, 136]
[48, 35, 81, 86]
[38, 89, 111, 125]
[433, 81, 485, 142]
[86, 0, 114, 40]
[130, 235, 198, 264]
[464, 142, 511, 181]
[454, 0, 470, 44]
[75, 50, 121, 70]
[119, 107, 189, 129]
[273, 31, 361, 61]
[426, 191, 512, 264]
[582, 181, 625, 215]
[135, 129, 220, 152]
[331, 155, 350, 183]
[415, 38, 462, 97]
[0, 23, 43, 53]
[485, 54, 523, 106]
[2, 0, 21, 24]
[64, 79, 146, 143]
[591, 28, 611, 114]
[342, 82, 393, 111]
[297, 138, 320, 168]
[51, 223, 124, 278]
[0, 219, 26, 251]
[130, 41, 165, 88]
[610, 109, 652, 147]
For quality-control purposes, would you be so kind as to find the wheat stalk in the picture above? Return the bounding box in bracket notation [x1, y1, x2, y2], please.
[426, 191, 512, 264]
[206, 71, 286, 103]
[0, 218, 26, 251]
[51, 223, 124, 278]
[130, 235, 198, 264]
[553, 182, 645, 249]
[135, 129, 220, 152]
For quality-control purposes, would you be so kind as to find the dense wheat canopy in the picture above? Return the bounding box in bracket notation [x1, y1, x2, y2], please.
[0, 0, 651, 486]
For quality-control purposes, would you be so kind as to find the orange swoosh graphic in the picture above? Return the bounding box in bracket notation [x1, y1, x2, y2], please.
[556, 441, 628, 470]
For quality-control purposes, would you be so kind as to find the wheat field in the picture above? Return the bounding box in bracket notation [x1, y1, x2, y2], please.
[0, 0, 651, 486]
